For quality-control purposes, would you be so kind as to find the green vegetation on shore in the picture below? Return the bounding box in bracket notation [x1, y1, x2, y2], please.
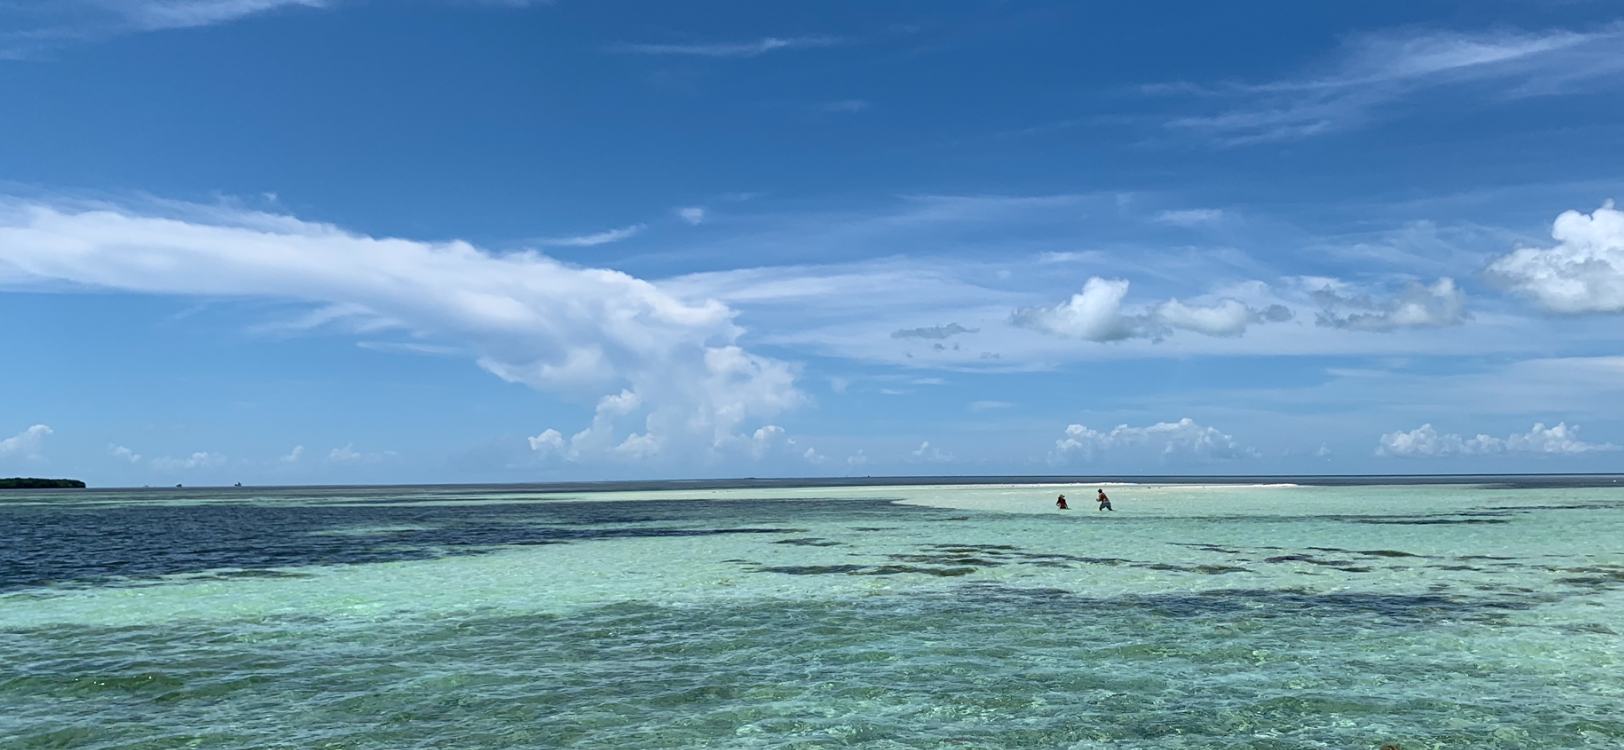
[0, 478, 86, 489]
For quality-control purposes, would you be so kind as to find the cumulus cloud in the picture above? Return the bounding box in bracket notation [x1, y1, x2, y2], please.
[909, 441, 954, 463]
[327, 444, 395, 463]
[1486, 202, 1624, 314]
[1310, 277, 1467, 331]
[280, 445, 304, 463]
[677, 207, 707, 225]
[1055, 418, 1251, 460]
[151, 452, 226, 470]
[750, 424, 788, 458]
[0, 199, 803, 463]
[0, 425, 52, 459]
[109, 444, 142, 464]
[329, 445, 361, 462]
[891, 323, 978, 340]
[739, 425, 823, 462]
[1012, 277, 1290, 341]
[527, 429, 565, 455]
[1376, 422, 1618, 457]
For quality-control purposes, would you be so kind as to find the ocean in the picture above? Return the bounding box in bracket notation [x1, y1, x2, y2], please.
[2, 478, 1621, 749]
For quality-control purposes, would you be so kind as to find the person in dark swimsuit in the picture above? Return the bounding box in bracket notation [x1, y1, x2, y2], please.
[1096, 489, 1113, 511]
[1056, 494, 1069, 510]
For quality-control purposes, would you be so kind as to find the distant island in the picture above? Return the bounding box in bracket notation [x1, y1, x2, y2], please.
[0, 478, 86, 489]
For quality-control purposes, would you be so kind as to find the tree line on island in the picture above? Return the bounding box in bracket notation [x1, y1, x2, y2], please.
[0, 478, 86, 489]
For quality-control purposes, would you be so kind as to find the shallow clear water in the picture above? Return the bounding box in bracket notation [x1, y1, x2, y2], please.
[3, 481, 1622, 749]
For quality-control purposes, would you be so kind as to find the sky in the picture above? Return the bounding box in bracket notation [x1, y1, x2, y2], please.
[2, 0, 1624, 485]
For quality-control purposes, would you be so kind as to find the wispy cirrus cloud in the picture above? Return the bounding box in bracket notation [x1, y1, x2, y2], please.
[1154, 208, 1225, 227]
[611, 35, 840, 59]
[1151, 24, 1624, 144]
[124, 0, 327, 31]
[1, 0, 326, 57]
[533, 223, 646, 248]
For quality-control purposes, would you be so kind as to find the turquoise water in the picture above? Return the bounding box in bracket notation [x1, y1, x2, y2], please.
[2, 482, 1622, 749]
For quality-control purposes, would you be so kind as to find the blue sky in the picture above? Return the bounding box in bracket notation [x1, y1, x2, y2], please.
[3, 0, 1624, 485]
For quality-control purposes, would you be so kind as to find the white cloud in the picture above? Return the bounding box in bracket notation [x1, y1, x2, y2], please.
[614, 432, 660, 459]
[750, 424, 788, 458]
[328, 444, 396, 463]
[613, 36, 839, 58]
[0, 198, 803, 463]
[1, 0, 325, 57]
[970, 400, 1013, 411]
[655, 194, 1571, 368]
[847, 450, 868, 466]
[1155, 297, 1269, 336]
[803, 447, 826, 464]
[1377, 422, 1618, 457]
[109, 444, 142, 464]
[329, 444, 361, 462]
[533, 224, 646, 248]
[1310, 277, 1468, 331]
[1153, 25, 1624, 144]
[280, 445, 304, 463]
[1486, 202, 1624, 314]
[151, 452, 226, 470]
[1012, 277, 1290, 341]
[527, 429, 564, 455]
[125, 0, 326, 31]
[1155, 208, 1225, 227]
[0, 425, 52, 459]
[677, 207, 707, 225]
[1055, 418, 1251, 460]
[356, 341, 462, 357]
[1013, 278, 1138, 341]
[909, 441, 954, 463]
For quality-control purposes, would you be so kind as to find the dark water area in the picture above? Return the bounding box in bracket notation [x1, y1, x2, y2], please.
[0, 493, 950, 594]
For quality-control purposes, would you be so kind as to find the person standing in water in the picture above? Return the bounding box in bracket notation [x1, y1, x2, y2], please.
[1096, 489, 1113, 511]
[1056, 494, 1069, 510]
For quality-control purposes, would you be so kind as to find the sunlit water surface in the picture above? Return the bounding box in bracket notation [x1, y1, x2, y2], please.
[3, 481, 1622, 749]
